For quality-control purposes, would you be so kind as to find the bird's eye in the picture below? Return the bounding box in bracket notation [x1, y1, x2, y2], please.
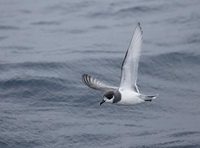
[104, 91, 115, 100]
[106, 94, 113, 100]
[105, 93, 114, 100]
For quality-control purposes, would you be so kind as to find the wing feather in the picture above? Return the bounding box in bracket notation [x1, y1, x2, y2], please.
[120, 23, 143, 92]
[82, 74, 117, 92]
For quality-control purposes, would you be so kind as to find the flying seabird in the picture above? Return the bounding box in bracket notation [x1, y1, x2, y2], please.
[82, 23, 157, 105]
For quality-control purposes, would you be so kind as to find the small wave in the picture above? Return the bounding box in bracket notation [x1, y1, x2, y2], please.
[151, 52, 200, 66]
[117, 5, 160, 14]
[186, 33, 200, 44]
[170, 131, 200, 138]
[0, 36, 8, 41]
[18, 61, 67, 70]
[0, 76, 70, 104]
[86, 4, 163, 19]
[0, 77, 65, 90]
[19, 9, 31, 14]
[158, 144, 199, 148]
[0, 25, 20, 30]
[166, 13, 200, 26]
[31, 21, 61, 26]
[45, 1, 92, 15]
[67, 29, 88, 34]
[148, 140, 184, 148]
[0, 141, 9, 148]
[167, 16, 190, 25]
[90, 25, 108, 30]
[61, 133, 117, 146]
[140, 52, 200, 76]
[0, 61, 66, 71]
[0, 46, 33, 51]
[86, 11, 112, 18]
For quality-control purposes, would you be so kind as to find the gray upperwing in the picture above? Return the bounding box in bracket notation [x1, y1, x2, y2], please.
[120, 23, 143, 92]
[82, 74, 117, 92]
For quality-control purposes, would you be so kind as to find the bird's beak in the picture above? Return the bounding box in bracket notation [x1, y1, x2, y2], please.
[100, 99, 105, 106]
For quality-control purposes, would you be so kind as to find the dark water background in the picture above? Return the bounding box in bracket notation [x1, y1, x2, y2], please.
[0, 0, 200, 147]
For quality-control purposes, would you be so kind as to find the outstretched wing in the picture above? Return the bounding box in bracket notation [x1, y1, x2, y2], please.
[120, 23, 143, 92]
[82, 74, 117, 92]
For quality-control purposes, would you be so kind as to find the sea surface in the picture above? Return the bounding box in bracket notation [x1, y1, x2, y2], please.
[0, 0, 200, 147]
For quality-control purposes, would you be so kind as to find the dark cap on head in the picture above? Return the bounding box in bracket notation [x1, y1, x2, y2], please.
[100, 90, 121, 106]
[104, 91, 114, 100]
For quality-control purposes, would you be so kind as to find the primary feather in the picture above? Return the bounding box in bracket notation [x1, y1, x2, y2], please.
[82, 74, 117, 92]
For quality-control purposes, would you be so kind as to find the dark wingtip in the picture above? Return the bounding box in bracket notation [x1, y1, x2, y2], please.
[137, 22, 143, 34]
[82, 74, 93, 88]
[82, 74, 88, 84]
[82, 74, 87, 79]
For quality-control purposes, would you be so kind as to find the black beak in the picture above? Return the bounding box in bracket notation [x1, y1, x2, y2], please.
[100, 100, 105, 106]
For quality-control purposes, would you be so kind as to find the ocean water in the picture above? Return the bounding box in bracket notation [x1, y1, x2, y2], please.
[0, 0, 200, 147]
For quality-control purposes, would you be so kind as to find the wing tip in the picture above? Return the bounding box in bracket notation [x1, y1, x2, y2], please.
[82, 74, 90, 85]
[82, 73, 88, 79]
[82, 74, 96, 89]
[137, 22, 143, 34]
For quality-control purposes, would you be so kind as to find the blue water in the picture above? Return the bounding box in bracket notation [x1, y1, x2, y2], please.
[0, 0, 200, 147]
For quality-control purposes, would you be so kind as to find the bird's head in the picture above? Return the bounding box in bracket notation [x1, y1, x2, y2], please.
[100, 91, 115, 105]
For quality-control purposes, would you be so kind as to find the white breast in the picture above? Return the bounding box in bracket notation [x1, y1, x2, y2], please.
[119, 89, 144, 105]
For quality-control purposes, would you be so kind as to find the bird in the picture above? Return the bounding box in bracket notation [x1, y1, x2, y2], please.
[82, 23, 157, 105]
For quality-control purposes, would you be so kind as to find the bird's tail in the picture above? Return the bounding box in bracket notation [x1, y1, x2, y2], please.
[140, 94, 158, 102]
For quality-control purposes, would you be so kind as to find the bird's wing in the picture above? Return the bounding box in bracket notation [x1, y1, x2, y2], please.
[82, 74, 117, 92]
[119, 23, 143, 92]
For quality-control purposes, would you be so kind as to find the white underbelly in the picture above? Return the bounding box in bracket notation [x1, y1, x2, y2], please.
[119, 90, 144, 105]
